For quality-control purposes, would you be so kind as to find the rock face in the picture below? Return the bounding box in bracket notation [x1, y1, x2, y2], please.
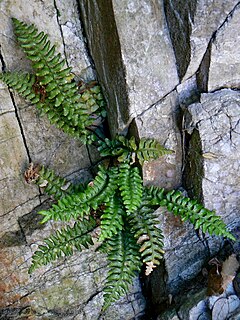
[0, 1, 240, 320]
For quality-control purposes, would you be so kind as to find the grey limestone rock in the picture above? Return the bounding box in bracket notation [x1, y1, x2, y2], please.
[1, 0, 240, 319]
[0, 1, 145, 319]
[208, 3, 240, 91]
[186, 89, 240, 227]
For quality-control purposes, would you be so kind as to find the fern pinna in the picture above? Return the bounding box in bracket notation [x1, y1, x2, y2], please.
[0, 18, 235, 311]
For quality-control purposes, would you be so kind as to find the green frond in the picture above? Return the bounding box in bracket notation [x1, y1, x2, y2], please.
[128, 206, 164, 275]
[145, 186, 235, 241]
[36, 165, 85, 199]
[136, 138, 173, 165]
[99, 195, 124, 242]
[162, 190, 236, 240]
[39, 166, 118, 223]
[0, 72, 40, 104]
[98, 135, 138, 163]
[143, 185, 166, 206]
[29, 217, 96, 274]
[97, 137, 127, 159]
[102, 226, 141, 310]
[98, 135, 172, 164]
[11, 18, 106, 143]
[118, 163, 143, 214]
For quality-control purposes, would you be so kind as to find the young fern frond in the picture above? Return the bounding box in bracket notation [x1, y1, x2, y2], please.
[136, 138, 173, 165]
[128, 206, 165, 275]
[103, 226, 142, 310]
[118, 163, 143, 214]
[98, 135, 172, 164]
[29, 217, 96, 274]
[99, 195, 125, 242]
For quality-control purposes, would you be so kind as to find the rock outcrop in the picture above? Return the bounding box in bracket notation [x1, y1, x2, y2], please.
[0, 0, 239, 319]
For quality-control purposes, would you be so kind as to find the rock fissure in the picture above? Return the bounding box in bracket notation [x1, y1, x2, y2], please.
[8, 91, 32, 162]
[163, 0, 198, 80]
[211, 1, 240, 42]
[0, 45, 6, 72]
[75, 0, 96, 72]
[53, 0, 69, 67]
[0, 196, 40, 218]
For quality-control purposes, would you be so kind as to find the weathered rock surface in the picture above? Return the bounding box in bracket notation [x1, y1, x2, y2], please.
[1, 0, 240, 319]
[0, 1, 145, 319]
[208, 3, 240, 91]
[182, 0, 240, 80]
[186, 90, 240, 227]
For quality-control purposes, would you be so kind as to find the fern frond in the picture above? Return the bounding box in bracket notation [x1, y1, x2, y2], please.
[163, 190, 236, 240]
[29, 217, 96, 274]
[97, 137, 127, 159]
[98, 135, 172, 164]
[118, 163, 143, 214]
[145, 186, 235, 241]
[39, 166, 117, 223]
[78, 81, 107, 119]
[0, 72, 40, 104]
[128, 206, 164, 275]
[12, 18, 105, 143]
[136, 138, 173, 165]
[99, 195, 124, 242]
[37, 165, 85, 199]
[103, 226, 141, 310]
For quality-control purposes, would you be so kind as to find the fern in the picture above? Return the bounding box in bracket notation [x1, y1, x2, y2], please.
[102, 226, 142, 310]
[0, 18, 107, 143]
[145, 187, 236, 241]
[99, 195, 124, 242]
[39, 165, 115, 223]
[31, 165, 85, 199]
[128, 206, 165, 275]
[0, 72, 40, 104]
[136, 138, 173, 165]
[118, 163, 143, 214]
[2, 18, 235, 311]
[29, 217, 96, 274]
[98, 135, 172, 164]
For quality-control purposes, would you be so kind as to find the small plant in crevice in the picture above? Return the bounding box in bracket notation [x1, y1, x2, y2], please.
[0, 18, 235, 311]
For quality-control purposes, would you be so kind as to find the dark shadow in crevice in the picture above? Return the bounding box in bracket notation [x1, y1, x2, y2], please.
[182, 128, 204, 202]
[78, 0, 130, 137]
[163, 0, 198, 81]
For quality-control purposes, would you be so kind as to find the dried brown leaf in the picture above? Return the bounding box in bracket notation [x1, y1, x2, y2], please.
[145, 261, 156, 276]
[221, 254, 239, 291]
[137, 234, 149, 244]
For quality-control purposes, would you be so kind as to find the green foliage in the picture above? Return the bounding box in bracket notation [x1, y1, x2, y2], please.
[3, 18, 234, 311]
[102, 226, 142, 310]
[118, 163, 143, 214]
[128, 206, 165, 275]
[0, 72, 40, 103]
[0, 18, 106, 143]
[145, 186, 236, 241]
[99, 195, 124, 242]
[39, 165, 117, 223]
[35, 165, 85, 199]
[29, 217, 96, 274]
[98, 135, 173, 164]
